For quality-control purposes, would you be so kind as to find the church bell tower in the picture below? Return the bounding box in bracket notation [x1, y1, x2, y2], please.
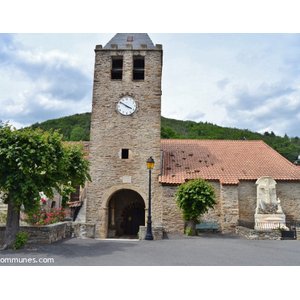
[86, 33, 163, 238]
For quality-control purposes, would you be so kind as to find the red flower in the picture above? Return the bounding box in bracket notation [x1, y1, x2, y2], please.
[41, 198, 47, 205]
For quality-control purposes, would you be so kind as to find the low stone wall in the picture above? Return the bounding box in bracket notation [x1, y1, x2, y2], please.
[236, 226, 281, 240]
[0, 204, 7, 225]
[72, 222, 96, 238]
[0, 222, 73, 244]
[138, 226, 164, 240]
[0, 222, 96, 245]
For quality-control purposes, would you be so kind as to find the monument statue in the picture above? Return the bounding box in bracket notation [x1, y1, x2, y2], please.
[254, 176, 288, 231]
[255, 176, 278, 214]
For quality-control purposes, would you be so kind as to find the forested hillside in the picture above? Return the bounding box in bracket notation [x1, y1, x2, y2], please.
[31, 113, 91, 141]
[29, 113, 300, 162]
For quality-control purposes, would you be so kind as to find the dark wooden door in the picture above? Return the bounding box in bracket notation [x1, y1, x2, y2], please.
[123, 203, 145, 236]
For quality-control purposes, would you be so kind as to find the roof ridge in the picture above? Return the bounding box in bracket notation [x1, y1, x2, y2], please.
[161, 139, 265, 142]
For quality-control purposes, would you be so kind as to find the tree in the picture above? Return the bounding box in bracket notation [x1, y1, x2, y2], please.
[176, 179, 216, 236]
[70, 126, 86, 141]
[0, 125, 90, 249]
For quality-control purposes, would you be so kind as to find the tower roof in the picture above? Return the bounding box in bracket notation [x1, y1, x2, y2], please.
[104, 33, 156, 50]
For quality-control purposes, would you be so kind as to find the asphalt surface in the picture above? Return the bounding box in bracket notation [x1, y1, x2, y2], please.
[1, 233, 300, 266]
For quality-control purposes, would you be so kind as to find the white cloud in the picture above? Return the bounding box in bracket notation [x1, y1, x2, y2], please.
[1, 33, 300, 137]
[0, 34, 93, 127]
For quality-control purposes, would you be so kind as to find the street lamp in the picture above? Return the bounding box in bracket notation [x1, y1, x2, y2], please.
[145, 156, 155, 240]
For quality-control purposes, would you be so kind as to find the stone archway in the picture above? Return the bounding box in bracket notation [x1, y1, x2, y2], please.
[107, 189, 145, 238]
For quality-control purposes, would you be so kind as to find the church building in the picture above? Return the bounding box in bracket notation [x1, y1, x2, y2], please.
[85, 33, 300, 239]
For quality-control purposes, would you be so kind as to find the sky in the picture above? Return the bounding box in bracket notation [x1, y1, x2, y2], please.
[1, 32, 300, 137]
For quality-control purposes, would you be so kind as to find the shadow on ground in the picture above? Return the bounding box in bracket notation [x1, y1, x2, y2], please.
[0, 238, 139, 266]
[1, 234, 300, 266]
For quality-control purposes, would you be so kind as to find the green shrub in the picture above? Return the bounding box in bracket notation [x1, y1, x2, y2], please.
[176, 179, 216, 222]
[176, 179, 216, 236]
[185, 227, 193, 236]
[14, 231, 29, 250]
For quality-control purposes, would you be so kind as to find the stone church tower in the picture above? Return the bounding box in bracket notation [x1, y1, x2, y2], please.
[86, 33, 163, 238]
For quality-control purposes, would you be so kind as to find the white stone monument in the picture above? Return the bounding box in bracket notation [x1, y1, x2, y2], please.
[254, 176, 288, 231]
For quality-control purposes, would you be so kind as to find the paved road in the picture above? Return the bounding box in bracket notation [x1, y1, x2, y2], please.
[1, 234, 300, 266]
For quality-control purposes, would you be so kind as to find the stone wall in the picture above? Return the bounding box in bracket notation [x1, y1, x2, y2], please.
[220, 184, 239, 233]
[238, 181, 300, 226]
[236, 226, 281, 240]
[0, 222, 73, 244]
[276, 182, 300, 221]
[0, 222, 96, 245]
[238, 181, 256, 224]
[71, 222, 96, 238]
[0, 195, 8, 225]
[161, 181, 221, 234]
[0, 204, 7, 225]
[161, 185, 184, 233]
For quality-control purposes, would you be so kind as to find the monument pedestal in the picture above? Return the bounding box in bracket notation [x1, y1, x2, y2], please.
[254, 177, 289, 232]
[254, 213, 287, 231]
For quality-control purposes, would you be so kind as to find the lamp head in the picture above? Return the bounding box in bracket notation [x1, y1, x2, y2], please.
[146, 156, 155, 170]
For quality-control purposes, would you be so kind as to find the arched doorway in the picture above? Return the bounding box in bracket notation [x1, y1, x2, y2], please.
[107, 189, 145, 238]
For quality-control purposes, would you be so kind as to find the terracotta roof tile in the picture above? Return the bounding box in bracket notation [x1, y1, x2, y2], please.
[159, 139, 300, 185]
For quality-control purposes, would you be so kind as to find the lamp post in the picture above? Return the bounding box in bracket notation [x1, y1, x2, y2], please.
[145, 156, 155, 240]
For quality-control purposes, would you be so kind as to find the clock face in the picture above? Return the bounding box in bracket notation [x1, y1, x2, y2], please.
[117, 96, 137, 116]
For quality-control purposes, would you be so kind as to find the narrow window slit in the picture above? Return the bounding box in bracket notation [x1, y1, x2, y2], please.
[121, 149, 129, 159]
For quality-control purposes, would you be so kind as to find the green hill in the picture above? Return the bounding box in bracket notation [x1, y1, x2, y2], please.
[29, 113, 300, 163]
[31, 113, 91, 141]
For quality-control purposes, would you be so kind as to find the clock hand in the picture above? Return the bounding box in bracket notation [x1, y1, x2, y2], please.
[120, 101, 133, 109]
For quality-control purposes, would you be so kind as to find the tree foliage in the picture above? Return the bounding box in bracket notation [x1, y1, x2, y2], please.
[70, 126, 86, 141]
[176, 179, 216, 222]
[0, 125, 90, 249]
